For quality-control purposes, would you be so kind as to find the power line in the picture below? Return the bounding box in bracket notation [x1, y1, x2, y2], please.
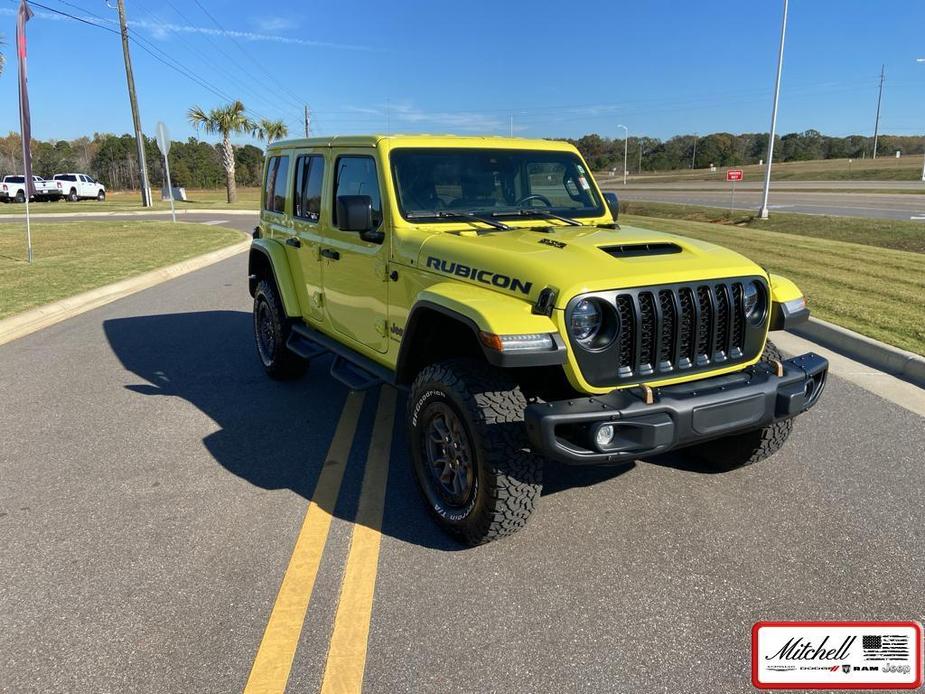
[187, 0, 307, 111]
[137, 0, 304, 114]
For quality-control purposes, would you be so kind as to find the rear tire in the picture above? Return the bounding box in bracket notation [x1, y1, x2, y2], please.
[68, 188, 78, 202]
[15, 190, 25, 203]
[253, 278, 308, 380]
[408, 358, 543, 545]
[684, 340, 793, 471]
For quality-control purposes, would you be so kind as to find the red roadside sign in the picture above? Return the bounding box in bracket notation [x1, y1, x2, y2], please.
[726, 169, 744, 182]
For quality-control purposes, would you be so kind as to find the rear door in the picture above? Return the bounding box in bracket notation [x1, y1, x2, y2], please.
[289, 152, 327, 322]
[320, 150, 390, 353]
[261, 154, 300, 308]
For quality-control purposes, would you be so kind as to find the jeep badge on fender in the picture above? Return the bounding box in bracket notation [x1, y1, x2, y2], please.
[248, 134, 827, 546]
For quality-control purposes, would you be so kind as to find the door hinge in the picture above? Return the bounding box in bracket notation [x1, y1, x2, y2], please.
[375, 319, 388, 337]
[311, 292, 324, 307]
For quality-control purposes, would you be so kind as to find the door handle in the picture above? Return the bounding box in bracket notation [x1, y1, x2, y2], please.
[285, 237, 301, 248]
[320, 248, 340, 260]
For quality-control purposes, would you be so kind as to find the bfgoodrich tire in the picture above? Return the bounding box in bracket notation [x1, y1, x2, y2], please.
[408, 358, 543, 546]
[253, 278, 308, 380]
[684, 340, 794, 471]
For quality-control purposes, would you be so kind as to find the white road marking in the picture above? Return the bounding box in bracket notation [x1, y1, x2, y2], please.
[200, 219, 229, 226]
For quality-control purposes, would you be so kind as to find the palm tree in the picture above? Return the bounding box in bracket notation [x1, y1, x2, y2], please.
[187, 100, 255, 203]
[254, 118, 289, 144]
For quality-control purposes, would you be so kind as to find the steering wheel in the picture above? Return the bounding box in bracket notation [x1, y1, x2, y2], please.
[515, 194, 553, 208]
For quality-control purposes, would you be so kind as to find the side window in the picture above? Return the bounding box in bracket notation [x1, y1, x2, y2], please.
[263, 155, 290, 213]
[333, 155, 382, 228]
[293, 155, 325, 222]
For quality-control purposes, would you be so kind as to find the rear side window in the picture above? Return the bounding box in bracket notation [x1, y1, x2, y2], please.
[7, 176, 24, 183]
[263, 155, 290, 213]
[333, 156, 382, 227]
[293, 155, 325, 222]
[56, 174, 77, 182]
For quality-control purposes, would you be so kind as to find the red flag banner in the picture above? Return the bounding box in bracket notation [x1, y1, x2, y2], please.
[17, 0, 34, 199]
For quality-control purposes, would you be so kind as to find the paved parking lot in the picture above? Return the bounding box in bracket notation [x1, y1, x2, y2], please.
[2, 253, 923, 693]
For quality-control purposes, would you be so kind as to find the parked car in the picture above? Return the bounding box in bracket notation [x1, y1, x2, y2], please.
[52, 173, 106, 202]
[249, 134, 828, 545]
[0, 175, 65, 203]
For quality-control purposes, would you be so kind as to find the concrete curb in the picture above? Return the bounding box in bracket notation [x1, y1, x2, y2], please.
[790, 317, 925, 388]
[0, 209, 258, 220]
[0, 238, 250, 347]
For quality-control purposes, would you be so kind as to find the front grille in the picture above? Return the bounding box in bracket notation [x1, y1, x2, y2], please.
[570, 277, 766, 388]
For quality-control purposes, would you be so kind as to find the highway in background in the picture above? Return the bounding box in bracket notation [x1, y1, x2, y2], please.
[601, 179, 925, 220]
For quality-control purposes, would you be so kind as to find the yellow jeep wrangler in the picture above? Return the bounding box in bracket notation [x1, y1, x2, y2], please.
[249, 135, 827, 545]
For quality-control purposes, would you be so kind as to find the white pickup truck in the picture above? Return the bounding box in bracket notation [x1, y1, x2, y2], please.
[52, 173, 106, 202]
[0, 175, 65, 203]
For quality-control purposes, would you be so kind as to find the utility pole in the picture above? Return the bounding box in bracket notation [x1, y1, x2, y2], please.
[116, 0, 151, 207]
[872, 64, 884, 159]
[304, 105, 311, 137]
[638, 140, 643, 173]
[691, 134, 698, 168]
[759, 0, 788, 220]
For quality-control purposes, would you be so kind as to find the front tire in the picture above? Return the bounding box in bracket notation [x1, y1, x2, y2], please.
[97, 190, 106, 201]
[253, 278, 308, 380]
[408, 358, 543, 546]
[684, 340, 794, 471]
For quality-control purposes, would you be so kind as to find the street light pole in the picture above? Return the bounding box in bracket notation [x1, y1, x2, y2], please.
[917, 59, 925, 182]
[759, 0, 789, 220]
[618, 124, 628, 185]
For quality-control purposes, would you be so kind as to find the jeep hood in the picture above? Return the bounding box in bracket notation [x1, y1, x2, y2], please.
[415, 223, 766, 308]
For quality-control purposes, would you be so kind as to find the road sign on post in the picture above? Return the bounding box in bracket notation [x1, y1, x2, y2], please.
[155, 121, 175, 223]
[726, 169, 743, 216]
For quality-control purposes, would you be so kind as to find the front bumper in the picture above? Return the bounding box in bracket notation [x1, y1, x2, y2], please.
[525, 352, 828, 464]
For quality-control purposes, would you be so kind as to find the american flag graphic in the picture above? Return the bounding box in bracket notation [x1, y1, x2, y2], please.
[862, 634, 910, 661]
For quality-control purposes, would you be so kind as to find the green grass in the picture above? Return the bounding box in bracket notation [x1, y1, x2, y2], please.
[599, 156, 923, 183]
[0, 220, 244, 319]
[0, 187, 261, 215]
[621, 213, 925, 355]
[621, 201, 925, 254]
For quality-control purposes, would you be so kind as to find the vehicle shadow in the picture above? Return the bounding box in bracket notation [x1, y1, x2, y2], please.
[103, 310, 719, 552]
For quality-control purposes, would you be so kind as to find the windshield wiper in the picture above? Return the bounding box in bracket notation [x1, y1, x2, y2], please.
[407, 210, 512, 231]
[491, 209, 583, 226]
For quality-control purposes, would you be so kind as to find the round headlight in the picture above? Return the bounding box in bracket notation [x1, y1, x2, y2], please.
[743, 280, 765, 323]
[571, 299, 602, 344]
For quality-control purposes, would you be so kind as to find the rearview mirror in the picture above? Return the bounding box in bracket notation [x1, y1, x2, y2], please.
[336, 195, 373, 232]
[603, 192, 619, 221]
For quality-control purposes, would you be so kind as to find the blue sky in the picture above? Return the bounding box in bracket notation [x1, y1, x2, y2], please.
[1, 0, 924, 146]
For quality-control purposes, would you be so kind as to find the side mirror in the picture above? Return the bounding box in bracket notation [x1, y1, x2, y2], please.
[603, 192, 619, 221]
[336, 195, 373, 232]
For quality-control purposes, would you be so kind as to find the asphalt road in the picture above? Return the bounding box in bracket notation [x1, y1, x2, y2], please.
[605, 182, 925, 220]
[0, 210, 259, 234]
[2, 252, 924, 693]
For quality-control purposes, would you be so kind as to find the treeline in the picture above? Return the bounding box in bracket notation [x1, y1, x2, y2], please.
[0, 132, 264, 190]
[565, 130, 925, 172]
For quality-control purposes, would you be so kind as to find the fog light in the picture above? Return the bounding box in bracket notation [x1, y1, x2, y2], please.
[595, 424, 615, 448]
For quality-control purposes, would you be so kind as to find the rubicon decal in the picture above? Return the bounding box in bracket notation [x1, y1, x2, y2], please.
[425, 256, 532, 295]
[752, 621, 923, 689]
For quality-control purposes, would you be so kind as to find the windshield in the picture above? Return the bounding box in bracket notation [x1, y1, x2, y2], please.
[391, 148, 604, 222]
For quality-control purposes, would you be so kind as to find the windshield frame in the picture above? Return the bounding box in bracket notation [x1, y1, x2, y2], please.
[389, 147, 606, 225]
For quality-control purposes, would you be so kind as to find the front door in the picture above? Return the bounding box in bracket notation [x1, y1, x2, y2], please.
[321, 151, 389, 354]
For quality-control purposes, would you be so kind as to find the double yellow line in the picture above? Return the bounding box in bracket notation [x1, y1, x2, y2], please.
[244, 387, 397, 694]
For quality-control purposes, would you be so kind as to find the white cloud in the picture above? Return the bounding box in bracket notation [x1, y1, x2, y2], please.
[255, 16, 297, 33]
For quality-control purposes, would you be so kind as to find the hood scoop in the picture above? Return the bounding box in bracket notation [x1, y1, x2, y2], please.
[600, 242, 683, 258]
